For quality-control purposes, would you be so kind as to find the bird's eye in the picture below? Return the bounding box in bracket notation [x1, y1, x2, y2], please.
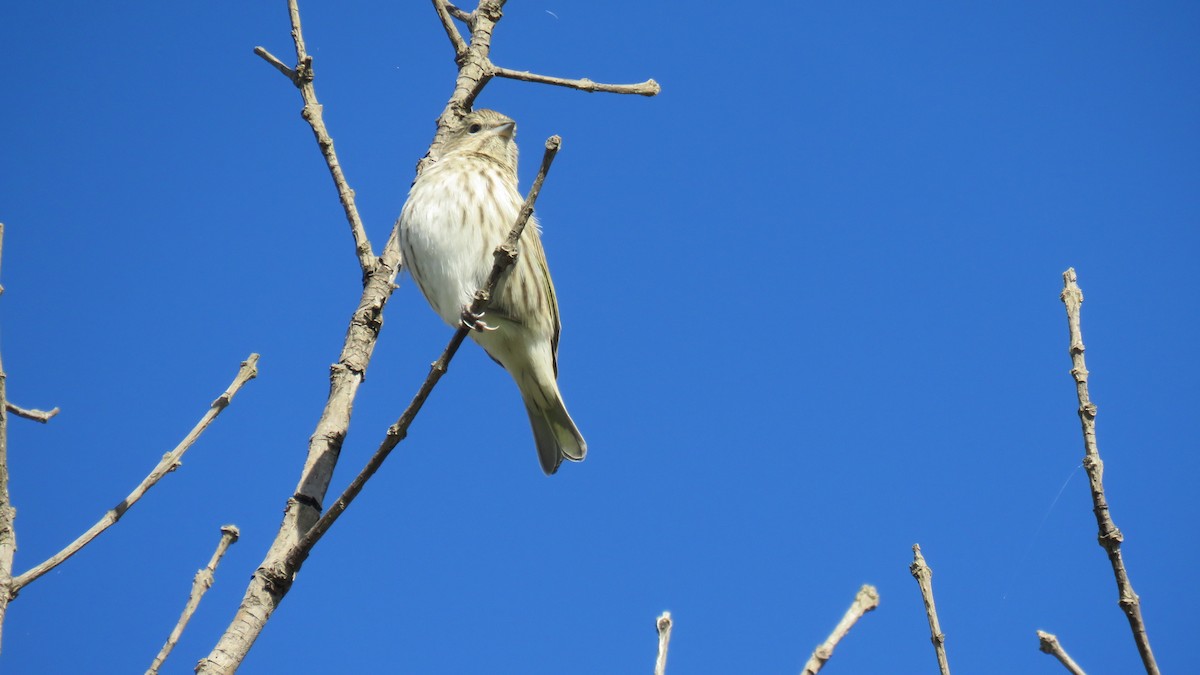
[467, 123, 483, 134]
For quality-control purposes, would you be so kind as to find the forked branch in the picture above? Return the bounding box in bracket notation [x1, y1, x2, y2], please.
[424, 0, 659, 169]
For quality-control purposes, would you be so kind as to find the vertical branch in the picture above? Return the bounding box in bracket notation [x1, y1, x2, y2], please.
[0, 223, 13, 654]
[1060, 269, 1159, 675]
[1037, 630, 1088, 675]
[800, 584, 880, 675]
[654, 611, 672, 675]
[146, 526, 240, 675]
[910, 544, 951, 675]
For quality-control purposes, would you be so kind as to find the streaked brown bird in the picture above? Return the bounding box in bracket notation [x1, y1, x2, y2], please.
[398, 109, 586, 475]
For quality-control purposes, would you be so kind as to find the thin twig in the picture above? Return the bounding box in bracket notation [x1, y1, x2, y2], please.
[287, 137, 562, 568]
[10, 355, 259, 594]
[655, 611, 672, 675]
[800, 584, 880, 675]
[252, 46, 295, 80]
[910, 544, 951, 675]
[0, 223, 14, 653]
[1037, 630, 1088, 675]
[444, 2, 471, 22]
[254, 0, 375, 274]
[145, 525, 240, 675]
[1060, 269, 1159, 675]
[492, 66, 660, 96]
[432, 0, 468, 57]
[4, 403, 60, 423]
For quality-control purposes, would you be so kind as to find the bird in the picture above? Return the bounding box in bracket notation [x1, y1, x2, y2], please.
[398, 109, 586, 475]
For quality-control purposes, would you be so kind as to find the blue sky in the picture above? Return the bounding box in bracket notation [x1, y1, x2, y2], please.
[2, 2, 1198, 673]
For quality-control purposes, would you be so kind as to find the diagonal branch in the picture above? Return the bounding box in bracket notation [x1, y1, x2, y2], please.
[1037, 630, 1088, 675]
[910, 544, 951, 675]
[800, 584, 880, 675]
[254, 0, 375, 275]
[146, 525, 240, 675]
[432, 0, 468, 58]
[1060, 269, 1159, 675]
[286, 136, 561, 570]
[9, 355, 259, 595]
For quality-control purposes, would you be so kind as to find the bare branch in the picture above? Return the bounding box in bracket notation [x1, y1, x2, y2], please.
[145, 525, 240, 675]
[432, 0, 468, 57]
[1060, 269, 1159, 674]
[654, 611, 672, 675]
[4, 403, 60, 423]
[800, 584, 880, 675]
[10, 355, 259, 594]
[493, 65, 660, 96]
[0, 223, 14, 653]
[286, 137, 562, 569]
[252, 46, 295, 80]
[255, 0, 376, 274]
[1037, 630, 1088, 675]
[910, 544, 951, 675]
[446, 4, 471, 22]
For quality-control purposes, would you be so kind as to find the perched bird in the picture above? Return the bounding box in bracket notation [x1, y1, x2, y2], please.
[399, 109, 586, 475]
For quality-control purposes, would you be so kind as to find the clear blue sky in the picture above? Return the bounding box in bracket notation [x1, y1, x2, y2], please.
[2, 2, 1197, 673]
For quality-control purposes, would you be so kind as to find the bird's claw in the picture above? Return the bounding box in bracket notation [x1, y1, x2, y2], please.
[461, 308, 498, 332]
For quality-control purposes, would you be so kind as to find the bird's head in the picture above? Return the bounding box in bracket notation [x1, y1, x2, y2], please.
[441, 109, 519, 172]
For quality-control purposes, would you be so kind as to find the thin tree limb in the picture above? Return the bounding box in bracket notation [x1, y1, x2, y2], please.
[910, 544, 951, 675]
[800, 584, 880, 675]
[286, 136, 561, 569]
[9, 355, 259, 594]
[654, 611, 672, 675]
[1037, 630, 1088, 675]
[492, 65, 660, 96]
[0, 223, 14, 654]
[445, 3, 471, 22]
[252, 47, 294, 80]
[254, 0, 375, 275]
[1060, 268, 1159, 675]
[4, 403, 60, 423]
[432, 0, 468, 58]
[145, 525, 240, 675]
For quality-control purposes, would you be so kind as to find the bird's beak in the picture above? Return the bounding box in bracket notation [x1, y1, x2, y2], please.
[494, 122, 515, 140]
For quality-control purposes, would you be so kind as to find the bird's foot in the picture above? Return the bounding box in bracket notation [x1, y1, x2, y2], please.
[460, 307, 498, 332]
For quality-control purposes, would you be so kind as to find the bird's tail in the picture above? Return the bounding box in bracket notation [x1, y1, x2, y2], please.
[522, 383, 586, 475]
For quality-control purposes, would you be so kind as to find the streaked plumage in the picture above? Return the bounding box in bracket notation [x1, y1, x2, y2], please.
[398, 109, 586, 475]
